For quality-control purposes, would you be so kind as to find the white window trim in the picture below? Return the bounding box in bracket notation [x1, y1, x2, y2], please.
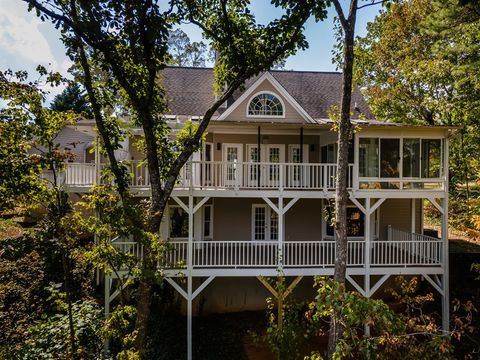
[246, 90, 286, 119]
[251, 204, 278, 241]
[288, 144, 309, 163]
[358, 136, 444, 180]
[202, 204, 213, 240]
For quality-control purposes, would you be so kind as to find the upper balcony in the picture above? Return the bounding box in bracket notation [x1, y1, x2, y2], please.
[57, 158, 446, 196]
[50, 131, 449, 197]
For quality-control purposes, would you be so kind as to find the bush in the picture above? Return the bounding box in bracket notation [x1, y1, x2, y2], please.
[21, 300, 104, 360]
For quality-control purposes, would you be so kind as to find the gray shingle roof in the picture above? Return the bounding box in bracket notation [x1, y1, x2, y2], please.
[161, 66, 373, 120]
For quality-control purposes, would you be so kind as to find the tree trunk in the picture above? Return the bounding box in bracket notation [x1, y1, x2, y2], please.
[328, 1, 357, 357]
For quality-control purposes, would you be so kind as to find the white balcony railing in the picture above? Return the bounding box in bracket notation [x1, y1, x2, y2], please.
[110, 230, 442, 270]
[61, 161, 353, 191]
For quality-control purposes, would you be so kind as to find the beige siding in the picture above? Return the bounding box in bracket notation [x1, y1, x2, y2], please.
[285, 199, 322, 241]
[212, 198, 322, 242]
[213, 198, 252, 241]
[224, 79, 305, 123]
[55, 127, 94, 161]
[211, 133, 320, 163]
[378, 199, 414, 239]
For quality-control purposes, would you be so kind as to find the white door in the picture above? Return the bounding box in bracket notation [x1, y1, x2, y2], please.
[202, 143, 213, 186]
[246, 145, 260, 187]
[223, 144, 243, 187]
[252, 205, 278, 241]
[265, 145, 285, 188]
[288, 145, 309, 188]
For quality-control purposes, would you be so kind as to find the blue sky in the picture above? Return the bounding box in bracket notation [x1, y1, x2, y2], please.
[0, 0, 383, 100]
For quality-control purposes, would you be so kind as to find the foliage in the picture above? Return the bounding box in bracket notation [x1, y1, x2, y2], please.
[103, 305, 138, 359]
[355, 0, 480, 190]
[21, 300, 104, 360]
[0, 67, 76, 210]
[25, 0, 333, 353]
[0, 233, 47, 357]
[50, 83, 92, 116]
[167, 28, 213, 67]
[256, 277, 309, 360]
[305, 277, 454, 360]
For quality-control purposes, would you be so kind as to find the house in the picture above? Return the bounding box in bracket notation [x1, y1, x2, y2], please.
[51, 67, 453, 356]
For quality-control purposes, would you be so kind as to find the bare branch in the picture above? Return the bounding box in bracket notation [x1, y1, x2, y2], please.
[357, 0, 389, 11]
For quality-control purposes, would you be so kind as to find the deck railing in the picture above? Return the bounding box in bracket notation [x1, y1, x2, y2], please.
[61, 161, 353, 191]
[371, 226, 443, 266]
[110, 230, 442, 270]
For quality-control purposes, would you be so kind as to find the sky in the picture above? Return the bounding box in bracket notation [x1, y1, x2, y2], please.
[0, 0, 384, 101]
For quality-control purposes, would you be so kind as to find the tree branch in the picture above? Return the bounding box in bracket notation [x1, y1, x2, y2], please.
[357, 0, 388, 11]
[332, 0, 348, 29]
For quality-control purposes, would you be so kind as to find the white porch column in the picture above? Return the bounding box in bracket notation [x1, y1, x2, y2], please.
[411, 199, 416, 233]
[278, 196, 284, 271]
[442, 138, 450, 331]
[187, 195, 193, 360]
[364, 198, 371, 298]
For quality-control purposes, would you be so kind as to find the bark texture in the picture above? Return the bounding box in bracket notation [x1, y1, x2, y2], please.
[328, 0, 357, 357]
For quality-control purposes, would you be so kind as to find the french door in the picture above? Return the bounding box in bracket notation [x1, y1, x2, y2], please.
[223, 144, 243, 187]
[246, 144, 285, 187]
[288, 144, 309, 187]
[201, 143, 213, 186]
[252, 205, 278, 241]
[266, 145, 284, 187]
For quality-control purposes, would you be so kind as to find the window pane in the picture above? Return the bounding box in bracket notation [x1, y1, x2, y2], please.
[254, 207, 266, 240]
[422, 139, 441, 178]
[348, 140, 354, 164]
[270, 211, 278, 240]
[347, 208, 364, 237]
[359, 138, 379, 177]
[380, 139, 400, 178]
[203, 206, 211, 238]
[325, 206, 334, 236]
[403, 139, 420, 177]
[324, 207, 364, 237]
[248, 93, 284, 116]
[170, 207, 188, 238]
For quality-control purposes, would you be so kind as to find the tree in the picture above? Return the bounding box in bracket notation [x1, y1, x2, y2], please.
[355, 0, 480, 198]
[50, 83, 92, 116]
[0, 67, 90, 359]
[327, 1, 396, 356]
[168, 28, 212, 67]
[327, 1, 358, 356]
[24, 0, 331, 355]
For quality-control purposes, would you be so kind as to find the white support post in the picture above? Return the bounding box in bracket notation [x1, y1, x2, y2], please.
[441, 197, 450, 332]
[187, 195, 194, 360]
[187, 275, 193, 360]
[364, 198, 371, 299]
[278, 197, 284, 271]
[104, 275, 110, 318]
[441, 137, 450, 332]
[411, 199, 416, 233]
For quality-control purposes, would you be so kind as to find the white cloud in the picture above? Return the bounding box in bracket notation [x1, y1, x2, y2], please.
[0, 0, 72, 74]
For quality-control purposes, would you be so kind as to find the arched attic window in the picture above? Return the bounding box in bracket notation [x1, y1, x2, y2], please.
[247, 92, 284, 117]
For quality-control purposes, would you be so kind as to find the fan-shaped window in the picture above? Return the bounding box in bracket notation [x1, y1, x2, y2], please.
[248, 92, 284, 117]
